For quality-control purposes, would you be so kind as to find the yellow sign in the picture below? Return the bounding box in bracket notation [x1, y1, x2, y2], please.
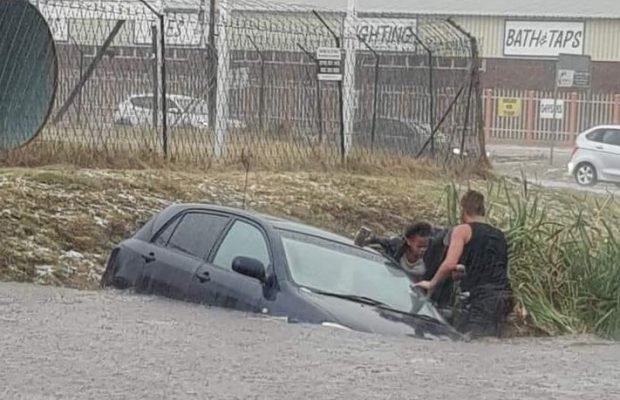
[497, 97, 522, 117]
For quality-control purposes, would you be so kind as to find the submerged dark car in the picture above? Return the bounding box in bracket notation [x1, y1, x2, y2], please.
[101, 203, 463, 341]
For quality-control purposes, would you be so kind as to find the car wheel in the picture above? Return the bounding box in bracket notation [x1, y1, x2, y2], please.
[574, 163, 597, 186]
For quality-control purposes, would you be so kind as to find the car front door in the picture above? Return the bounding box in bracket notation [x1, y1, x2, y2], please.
[188, 219, 273, 314]
[136, 211, 231, 302]
[600, 129, 620, 179]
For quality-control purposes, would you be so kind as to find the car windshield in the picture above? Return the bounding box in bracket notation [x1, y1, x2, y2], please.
[279, 230, 444, 320]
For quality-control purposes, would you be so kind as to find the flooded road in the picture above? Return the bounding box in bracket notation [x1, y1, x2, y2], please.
[1, 282, 619, 400]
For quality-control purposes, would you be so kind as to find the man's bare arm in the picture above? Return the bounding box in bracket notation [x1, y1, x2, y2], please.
[415, 225, 470, 292]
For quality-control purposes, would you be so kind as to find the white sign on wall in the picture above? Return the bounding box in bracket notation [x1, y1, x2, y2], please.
[504, 20, 585, 57]
[39, 0, 145, 43]
[316, 47, 343, 81]
[355, 18, 418, 51]
[540, 99, 565, 119]
[134, 13, 202, 46]
[557, 69, 575, 87]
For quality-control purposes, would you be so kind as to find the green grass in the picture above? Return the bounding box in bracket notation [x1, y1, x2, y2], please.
[444, 177, 620, 340]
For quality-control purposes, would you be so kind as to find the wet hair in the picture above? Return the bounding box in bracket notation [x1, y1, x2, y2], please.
[404, 221, 433, 239]
[460, 190, 486, 217]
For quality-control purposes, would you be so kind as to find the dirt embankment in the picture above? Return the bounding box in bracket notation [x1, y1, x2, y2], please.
[0, 166, 451, 289]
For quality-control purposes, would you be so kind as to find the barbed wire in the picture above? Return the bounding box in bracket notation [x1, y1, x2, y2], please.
[21, 0, 483, 165]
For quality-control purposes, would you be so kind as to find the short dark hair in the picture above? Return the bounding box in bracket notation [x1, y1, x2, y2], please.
[460, 190, 486, 217]
[404, 221, 433, 239]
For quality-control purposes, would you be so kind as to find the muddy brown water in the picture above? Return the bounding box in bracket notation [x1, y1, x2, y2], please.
[1, 282, 619, 400]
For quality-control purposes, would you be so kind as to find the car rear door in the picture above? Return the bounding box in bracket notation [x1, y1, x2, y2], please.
[188, 218, 273, 314]
[599, 129, 620, 179]
[137, 211, 231, 302]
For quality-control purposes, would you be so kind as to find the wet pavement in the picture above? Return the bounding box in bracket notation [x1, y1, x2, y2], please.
[1, 282, 619, 400]
[488, 144, 620, 195]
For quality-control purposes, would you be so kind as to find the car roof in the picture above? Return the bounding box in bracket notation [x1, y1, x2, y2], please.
[128, 93, 197, 100]
[166, 203, 358, 246]
[582, 125, 620, 133]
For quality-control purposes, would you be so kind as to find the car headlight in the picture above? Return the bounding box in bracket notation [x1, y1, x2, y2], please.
[321, 322, 352, 331]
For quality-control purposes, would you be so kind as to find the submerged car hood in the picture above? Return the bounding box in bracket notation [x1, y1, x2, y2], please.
[298, 288, 463, 341]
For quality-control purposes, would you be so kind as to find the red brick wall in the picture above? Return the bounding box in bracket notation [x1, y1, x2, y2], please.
[482, 58, 620, 93]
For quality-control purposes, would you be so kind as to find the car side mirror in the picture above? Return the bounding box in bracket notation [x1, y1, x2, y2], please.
[232, 256, 267, 283]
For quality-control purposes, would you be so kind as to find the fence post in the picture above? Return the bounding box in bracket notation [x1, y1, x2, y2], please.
[342, 0, 357, 158]
[214, 0, 230, 158]
[483, 88, 492, 142]
[569, 92, 578, 143]
[159, 14, 168, 158]
[525, 90, 535, 144]
[151, 26, 159, 129]
[614, 94, 620, 124]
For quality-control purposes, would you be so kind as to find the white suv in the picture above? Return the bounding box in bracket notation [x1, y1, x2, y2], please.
[568, 125, 620, 186]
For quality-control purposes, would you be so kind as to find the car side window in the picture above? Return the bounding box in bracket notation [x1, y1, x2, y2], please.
[153, 216, 182, 247]
[586, 129, 606, 143]
[212, 220, 271, 271]
[163, 212, 230, 259]
[602, 130, 620, 147]
[131, 96, 153, 109]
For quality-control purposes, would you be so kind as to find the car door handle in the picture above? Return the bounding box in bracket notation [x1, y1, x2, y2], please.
[196, 271, 211, 283]
[141, 252, 156, 263]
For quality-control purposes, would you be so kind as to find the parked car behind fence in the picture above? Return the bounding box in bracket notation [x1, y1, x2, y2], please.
[568, 125, 620, 187]
[113, 93, 245, 130]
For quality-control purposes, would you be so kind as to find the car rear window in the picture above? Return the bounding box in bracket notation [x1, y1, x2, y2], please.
[130, 96, 153, 109]
[586, 129, 606, 142]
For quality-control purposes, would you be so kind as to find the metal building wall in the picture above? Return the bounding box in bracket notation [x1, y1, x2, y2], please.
[585, 18, 620, 62]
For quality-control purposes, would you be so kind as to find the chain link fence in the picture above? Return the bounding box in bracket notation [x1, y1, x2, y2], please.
[25, 0, 485, 167]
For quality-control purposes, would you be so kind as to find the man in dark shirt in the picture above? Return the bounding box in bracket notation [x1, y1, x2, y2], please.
[415, 190, 513, 338]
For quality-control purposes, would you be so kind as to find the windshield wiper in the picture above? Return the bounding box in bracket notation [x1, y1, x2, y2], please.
[303, 288, 446, 325]
[304, 288, 387, 307]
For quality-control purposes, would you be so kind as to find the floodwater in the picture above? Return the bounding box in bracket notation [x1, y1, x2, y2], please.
[1, 282, 619, 400]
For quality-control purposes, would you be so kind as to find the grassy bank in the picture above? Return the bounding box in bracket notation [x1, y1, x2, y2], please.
[0, 166, 618, 339]
[446, 179, 620, 339]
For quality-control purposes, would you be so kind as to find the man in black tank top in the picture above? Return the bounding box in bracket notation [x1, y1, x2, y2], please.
[415, 190, 513, 338]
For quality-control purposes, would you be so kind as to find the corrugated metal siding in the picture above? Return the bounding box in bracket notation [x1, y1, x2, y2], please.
[450, 16, 504, 58]
[586, 19, 620, 62]
[450, 16, 620, 62]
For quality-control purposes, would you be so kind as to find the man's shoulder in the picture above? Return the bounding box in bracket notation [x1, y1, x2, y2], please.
[472, 222, 508, 246]
[452, 223, 474, 238]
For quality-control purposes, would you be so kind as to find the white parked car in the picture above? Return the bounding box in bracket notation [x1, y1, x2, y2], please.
[568, 125, 620, 186]
[113, 94, 245, 129]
